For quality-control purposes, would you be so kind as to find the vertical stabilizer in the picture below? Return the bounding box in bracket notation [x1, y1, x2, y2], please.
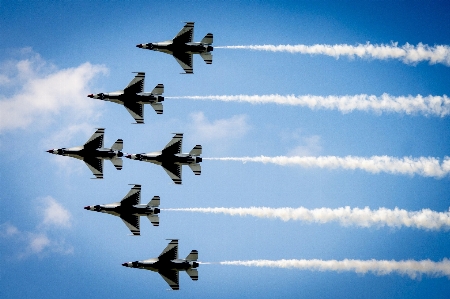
[111, 139, 124, 151]
[148, 196, 160, 207]
[185, 250, 198, 261]
[201, 33, 213, 45]
[189, 145, 202, 156]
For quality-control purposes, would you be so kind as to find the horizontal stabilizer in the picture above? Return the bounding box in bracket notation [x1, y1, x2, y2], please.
[186, 268, 198, 281]
[185, 250, 198, 261]
[201, 33, 213, 45]
[148, 196, 160, 207]
[189, 145, 202, 156]
[111, 139, 123, 151]
[200, 52, 212, 64]
[151, 102, 163, 114]
[151, 84, 164, 95]
[110, 157, 123, 170]
[148, 214, 159, 226]
[188, 163, 201, 175]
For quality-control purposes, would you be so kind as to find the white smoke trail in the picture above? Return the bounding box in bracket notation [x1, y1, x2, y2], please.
[220, 259, 450, 279]
[168, 94, 450, 117]
[164, 207, 450, 230]
[216, 42, 450, 66]
[204, 156, 450, 179]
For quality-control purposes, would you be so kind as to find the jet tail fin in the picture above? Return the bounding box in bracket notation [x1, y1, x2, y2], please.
[111, 139, 123, 151]
[185, 250, 198, 261]
[188, 163, 201, 175]
[147, 196, 160, 207]
[201, 33, 213, 45]
[200, 52, 212, 64]
[110, 157, 123, 170]
[151, 84, 164, 95]
[189, 145, 202, 156]
[147, 214, 159, 226]
[186, 268, 198, 281]
[151, 102, 163, 114]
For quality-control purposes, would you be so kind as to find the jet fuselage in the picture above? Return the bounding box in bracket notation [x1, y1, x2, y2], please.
[85, 203, 160, 217]
[123, 258, 199, 273]
[137, 41, 213, 55]
[88, 92, 164, 105]
[126, 152, 202, 166]
[47, 147, 123, 160]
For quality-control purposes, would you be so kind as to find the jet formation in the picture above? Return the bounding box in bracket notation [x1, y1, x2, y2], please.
[122, 239, 199, 290]
[84, 184, 160, 236]
[136, 22, 213, 74]
[126, 133, 202, 185]
[88, 72, 164, 124]
[47, 128, 123, 179]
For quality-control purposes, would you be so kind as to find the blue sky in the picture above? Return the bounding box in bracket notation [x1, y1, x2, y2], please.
[1, 1, 450, 298]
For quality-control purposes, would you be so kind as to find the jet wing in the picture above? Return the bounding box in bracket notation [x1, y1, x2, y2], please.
[84, 128, 104, 150]
[124, 72, 145, 94]
[120, 214, 140, 236]
[124, 102, 144, 124]
[158, 270, 179, 290]
[172, 52, 193, 74]
[172, 22, 194, 44]
[120, 184, 141, 206]
[162, 163, 182, 185]
[162, 133, 183, 155]
[84, 157, 104, 179]
[158, 239, 178, 260]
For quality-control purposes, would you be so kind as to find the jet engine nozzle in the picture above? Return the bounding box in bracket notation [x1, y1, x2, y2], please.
[158, 96, 164, 102]
[154, 208, 160, 214]
[192, 262, 199, 268]
[196, 157, 202, 163]
[207, 46, 213, 52]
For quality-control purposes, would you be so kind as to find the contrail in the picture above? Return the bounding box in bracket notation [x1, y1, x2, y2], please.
[167, 94, 450, 117]
[204, 156, 450, 179]
[164, 207, 450, 230]
[220, 259, 450, 279]
[216, 42, 450, 66]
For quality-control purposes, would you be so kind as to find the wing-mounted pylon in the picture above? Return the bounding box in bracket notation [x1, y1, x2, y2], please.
[84, 128, 104, 150]
[158, 239, 178, 260]
[124, 72, 145, 94]
[172, 22, 194, 44]
[120, 184, 141, 206]
[162, 133, 183, 155]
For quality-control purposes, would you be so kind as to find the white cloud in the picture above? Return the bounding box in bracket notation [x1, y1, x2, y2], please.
[0, 49, 107, 133]
[40, 196, 72, 228]
[0, 197, 73, 259]
[0, 223, 19, 237]
[189, 111, 250, 141]
[28, 233, 51, 253]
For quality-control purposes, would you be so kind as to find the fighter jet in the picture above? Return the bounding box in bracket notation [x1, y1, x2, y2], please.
[84, 184, 160, 236]
[125, 133, 202, 185]
[87, 72, 164, 124]
[122, 239, 199, 290]
[136, 22, 213, 74]
[46, 128, 123, 179]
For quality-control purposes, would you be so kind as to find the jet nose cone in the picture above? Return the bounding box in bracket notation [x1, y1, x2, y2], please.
[122, 263, 129, 267]
[87, 94, 94, 98]
[84, 206, 90, 210]
[136, 44, 143, 48]
[46, 149, 52, 153]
